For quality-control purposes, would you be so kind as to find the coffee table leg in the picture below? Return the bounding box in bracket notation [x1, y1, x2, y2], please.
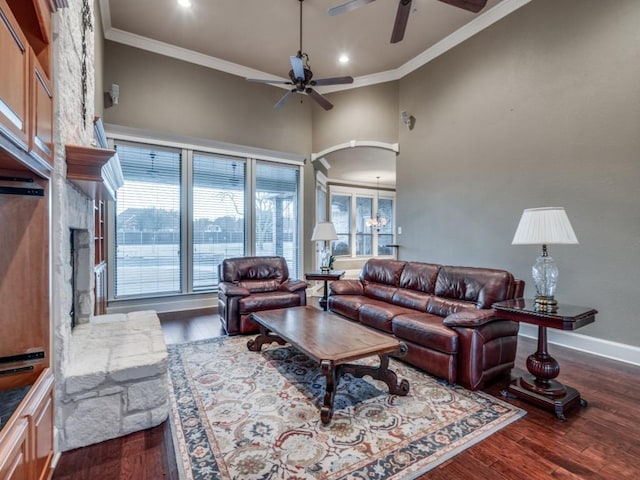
[320, 360, 337, 424]
[247, 324, 287, 352]
[340, 354, 410, 396]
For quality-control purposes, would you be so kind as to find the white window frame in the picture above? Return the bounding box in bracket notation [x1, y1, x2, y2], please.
[329, 184, 396, 260]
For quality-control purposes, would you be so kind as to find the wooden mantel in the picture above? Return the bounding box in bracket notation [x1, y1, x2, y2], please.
[65, 144, 122, 201]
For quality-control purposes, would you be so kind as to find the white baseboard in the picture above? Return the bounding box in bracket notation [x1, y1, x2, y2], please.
[518, 324, 640, 367]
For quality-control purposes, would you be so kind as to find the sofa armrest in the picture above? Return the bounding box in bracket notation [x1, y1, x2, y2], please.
[443, 309, 497, 328]
[218, 281, 250, 297]
[329, 280, 364, 296]
[279, 279, 308, 293]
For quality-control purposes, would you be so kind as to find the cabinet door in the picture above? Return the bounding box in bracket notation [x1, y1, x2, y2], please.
[23, 369, 53, 480]
[0, 0, 30, 151]
[0, 418, 30, 480]
[29, 51, 53, 167]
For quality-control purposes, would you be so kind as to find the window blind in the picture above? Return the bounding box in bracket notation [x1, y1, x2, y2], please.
[255, 163, 300, 276]
[192, 153, 246, 290]
[114, 142, 182, 298]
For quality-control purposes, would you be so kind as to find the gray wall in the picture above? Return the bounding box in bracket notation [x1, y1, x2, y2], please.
[103, 42, 312, 154]
[93, 0, 104, 118]
[397, 0, 640, 346]
[312, 82, 399, 151]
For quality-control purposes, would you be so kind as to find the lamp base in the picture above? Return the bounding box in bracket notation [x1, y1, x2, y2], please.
[535, 295, 558, 312]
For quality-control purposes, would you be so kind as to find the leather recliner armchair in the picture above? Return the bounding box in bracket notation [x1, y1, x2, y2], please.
[217, 256, 307, 335]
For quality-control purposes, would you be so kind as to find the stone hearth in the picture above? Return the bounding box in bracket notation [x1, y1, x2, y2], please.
[58, 311, 169, 451]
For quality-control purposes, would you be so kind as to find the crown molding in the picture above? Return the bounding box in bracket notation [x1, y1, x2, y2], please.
[98, 0, 530, 93]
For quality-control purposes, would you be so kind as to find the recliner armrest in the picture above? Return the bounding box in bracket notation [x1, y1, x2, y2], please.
[218, 281, 250, 297]
[329, 280, 364, 296]
[279, 279, 308, 292]
[443, 309, 497, 328]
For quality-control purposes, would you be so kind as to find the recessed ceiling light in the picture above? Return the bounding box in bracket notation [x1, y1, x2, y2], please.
[177, 0, 192, 8]
[339, 54, 349, 64]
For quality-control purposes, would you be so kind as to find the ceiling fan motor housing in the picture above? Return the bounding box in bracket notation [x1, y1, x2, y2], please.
[289, 67, 314, 90]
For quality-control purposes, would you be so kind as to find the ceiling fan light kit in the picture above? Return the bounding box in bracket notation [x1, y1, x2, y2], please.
[246, 0, 353, 111]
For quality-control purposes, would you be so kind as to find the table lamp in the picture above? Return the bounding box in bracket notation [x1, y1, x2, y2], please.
[311, 222, 338, 272]
[512, 207, 579, 311]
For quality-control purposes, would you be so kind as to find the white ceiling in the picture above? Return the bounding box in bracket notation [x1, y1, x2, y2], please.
[98, 0, 529, 186]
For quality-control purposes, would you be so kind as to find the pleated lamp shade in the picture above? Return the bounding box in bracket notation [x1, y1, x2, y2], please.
[311, 222, 338, 242]
[512, 207, 579, 245]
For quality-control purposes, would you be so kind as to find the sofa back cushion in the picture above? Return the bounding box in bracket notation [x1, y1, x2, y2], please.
[398, 262, 440, 294]
[434, 266, 516, 310]
[392, 289, 431, 311]
[360, 259, 406, 302]
[220, 256, 288, 293]
[360, 259, 406, 287]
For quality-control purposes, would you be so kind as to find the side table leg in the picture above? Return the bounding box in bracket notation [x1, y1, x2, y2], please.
[319, 280, 329, 311]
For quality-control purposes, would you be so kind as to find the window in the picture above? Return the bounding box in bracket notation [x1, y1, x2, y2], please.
[255, 163, 300, 276]
[111, 138, 303, 302]
[192, 154, 246, 290]
[330, 186, 395, 258]
[114, 143, 182, 297]
[355, 196, 373, 256]
[331, 194, 351, 256]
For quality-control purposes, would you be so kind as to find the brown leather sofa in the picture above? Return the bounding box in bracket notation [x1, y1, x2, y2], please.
[218, 256, 307, 335]
[328, 259, 524, 390]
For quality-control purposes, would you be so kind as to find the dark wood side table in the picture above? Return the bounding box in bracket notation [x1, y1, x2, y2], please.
[305, 270, 345, 311]
[493, 298, 597, 420]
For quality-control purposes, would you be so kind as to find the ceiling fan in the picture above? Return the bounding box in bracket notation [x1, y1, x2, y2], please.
[247, 0, 354, 111]
[328, 0, 488, 44]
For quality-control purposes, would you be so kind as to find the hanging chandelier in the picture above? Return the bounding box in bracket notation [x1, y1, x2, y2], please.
[366, 177, 388, 231]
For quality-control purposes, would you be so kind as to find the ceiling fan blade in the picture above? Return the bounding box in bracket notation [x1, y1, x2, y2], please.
[328, 0, 375, 16]
[305, 88, 334, 111]
[311, 76, 354, 86]
[437, 0, 488, 13]
[274, 89, 297, 109]
[290, 56, 305, 81]
[390, 0, 412, 44]
[247, 78, 292, 85]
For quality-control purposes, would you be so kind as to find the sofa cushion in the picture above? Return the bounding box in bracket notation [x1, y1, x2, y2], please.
[363, 283, 397, 302]
[359, 301, 417, 333]
[327, 295, 366, 321]
[426, 297, 476, 318]
[392, 288, 431, 311]
[220, 256, 288, 284]
[435, 266, 515, 309]
[360, 258, 406, 287]
[398, 262, 440, 294]
[238, 291, 301, 313]
[238, 279, 281, 293]
[392, 313, 459, 354]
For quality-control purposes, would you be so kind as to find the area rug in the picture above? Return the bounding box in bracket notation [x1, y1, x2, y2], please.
[167, 336, 525, 480]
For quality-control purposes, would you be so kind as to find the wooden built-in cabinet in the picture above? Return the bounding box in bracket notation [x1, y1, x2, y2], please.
[0, 0, 53, 176]
[94, 200, 107, 315]
[0, 369, 54, 480]
[0, 1, 55, 479]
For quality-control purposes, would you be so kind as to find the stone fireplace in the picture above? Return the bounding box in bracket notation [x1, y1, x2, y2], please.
[50, 2, 168, 452]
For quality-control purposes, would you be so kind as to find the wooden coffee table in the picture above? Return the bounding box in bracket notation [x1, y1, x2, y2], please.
[247, 306, 410, 424]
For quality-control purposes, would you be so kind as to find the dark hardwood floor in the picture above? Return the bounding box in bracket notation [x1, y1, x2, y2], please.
[53, 303, 640, 479]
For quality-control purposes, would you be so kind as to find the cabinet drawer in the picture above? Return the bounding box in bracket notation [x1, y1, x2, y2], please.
[0, 0, 30, 151]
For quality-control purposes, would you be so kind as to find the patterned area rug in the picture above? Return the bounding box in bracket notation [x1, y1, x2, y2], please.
[168, 336, 524, 480]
